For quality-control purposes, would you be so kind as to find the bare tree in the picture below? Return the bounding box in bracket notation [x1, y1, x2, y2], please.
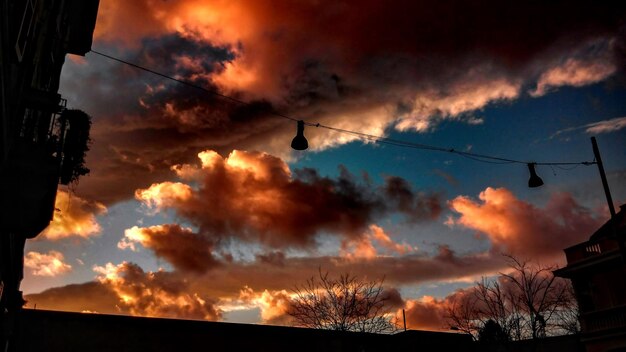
[446, 277, 522, 340]
[500, 255, 578, 339]
[474, 277, 523, 340]
[550, 282, 580, 335]
[446, 293, 480, 339]
[288, 270, 396, 333]
[445, 255, 579, 341]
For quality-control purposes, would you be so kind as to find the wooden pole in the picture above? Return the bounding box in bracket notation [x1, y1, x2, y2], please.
[591, 137, 616, 218]
[402, 309, 407, 331]
[591, 137, 626, 263]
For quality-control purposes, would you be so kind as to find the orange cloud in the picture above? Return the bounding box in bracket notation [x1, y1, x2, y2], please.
[340, 225, 415, 259]
[93, 262, 221, 320]
[93, 0, 623, 114]
[24, 251, 72, 277]
[340, 236, 378, 260]
[531, 47, 617, 97]
[235, 283, 404, 327]
[24, 282, 119, 313]
[369, 225, 415, 255]
[449, 187, 603, 260]
[135, 150, 441, 251]
[235, 286, 294, 325]
[396, 77, 520, 132]
[66, 1, 625, 207]
[257, 289, 293, 324]
[41, 190, 106, 240]
[26, 245, 505, 318]
[135, 182, 192, 210]
[400, 296, 452, 331]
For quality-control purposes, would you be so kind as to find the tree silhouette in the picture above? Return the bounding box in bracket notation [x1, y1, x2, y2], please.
[478, 319, 510, 343]
[446, 255, 579, 340]
[288, 270, 396, 333]
[500, 255, 578, 340]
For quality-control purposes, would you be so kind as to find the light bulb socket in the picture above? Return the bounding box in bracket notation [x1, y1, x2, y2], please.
[527, 163, 544, 188]
[291, 120, 308, 151]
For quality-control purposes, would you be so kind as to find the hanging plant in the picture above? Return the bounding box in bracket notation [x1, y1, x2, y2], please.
[59, 109, 91, 185]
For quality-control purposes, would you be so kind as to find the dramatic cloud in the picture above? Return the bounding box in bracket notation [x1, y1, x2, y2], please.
[41, 190, 106, 240]
[24, 282, 119, 314]
[400, 295, 454, 331]
[531, 57, 616, 97]
[24, 251, 72, 277]
[119, 225, 219, 272]
[395, 77, 520, 131]
[24, 0, 624, 327]
[531, 39, 617, 97]
[340, 225, 416, 260]
[237, 286, 294, 325]
[134, 182, 192, 210]
[449, 187, 603, 260]
[93, 262, 222, 320]
[135, 150, 441, 251]
[64, 0, 626, 205]
[26, 248, 503, 316]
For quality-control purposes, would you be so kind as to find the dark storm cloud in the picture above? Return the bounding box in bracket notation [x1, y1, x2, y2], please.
[121, 224, 219, 272]
[63, 0, 626, 206]
[69, 34, 287, 204]
[135, 150, 443, 250]
[384, 176, 443, 222]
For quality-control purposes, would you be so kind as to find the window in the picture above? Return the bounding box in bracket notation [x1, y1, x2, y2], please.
[15, 0, 38, 62]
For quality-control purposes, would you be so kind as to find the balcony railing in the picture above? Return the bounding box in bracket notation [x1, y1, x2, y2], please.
[564, 237, 621, 264]
[581, 305, 626, 333]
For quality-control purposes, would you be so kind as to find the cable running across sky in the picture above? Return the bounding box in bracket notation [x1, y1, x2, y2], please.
[89, 49, 596, 167]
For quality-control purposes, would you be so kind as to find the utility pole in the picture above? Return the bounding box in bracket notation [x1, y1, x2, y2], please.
[591, 137, 626, 263]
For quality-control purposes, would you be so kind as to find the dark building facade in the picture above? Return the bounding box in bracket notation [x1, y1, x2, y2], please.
[13, 309, 589, 352]
[0, 0, 99, 349]
[555, 205, 626, 352]
[15, 309, 474, 352]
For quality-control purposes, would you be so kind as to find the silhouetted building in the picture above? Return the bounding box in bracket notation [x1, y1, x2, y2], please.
[14, 309, 474, 352]
[555, 205, 626, 352]
[0, 0, 99, 348]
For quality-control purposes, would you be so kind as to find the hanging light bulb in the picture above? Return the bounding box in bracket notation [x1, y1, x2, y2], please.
[291, 120, 308, 150]
[527, 163, 544, 188]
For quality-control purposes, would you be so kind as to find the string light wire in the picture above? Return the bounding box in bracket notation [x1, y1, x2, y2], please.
[90, 49, 596, 167]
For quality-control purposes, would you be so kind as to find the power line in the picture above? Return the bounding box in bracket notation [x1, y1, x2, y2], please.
[90, 49, 299, 122]
[89, 49, 596, 167]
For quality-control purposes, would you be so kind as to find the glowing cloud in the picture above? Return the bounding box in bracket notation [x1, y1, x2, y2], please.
[449, 187, 602, 260]
[135, 182, 193, 210]
[397, 77, 520, 132]
[399, 296, 452, 331]
[341, 224, 416, 259]
[41, 190, 106, 240]
[67, 0, 625, 206]
[136, 150, 441, 250]
[531, 56, 616, 97]
[93, 262, 221, 320]
[236, 286, 294, 325]
[24, 251, 72, 277]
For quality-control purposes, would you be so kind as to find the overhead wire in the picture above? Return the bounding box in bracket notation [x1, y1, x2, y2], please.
[89, 49, 597, 167]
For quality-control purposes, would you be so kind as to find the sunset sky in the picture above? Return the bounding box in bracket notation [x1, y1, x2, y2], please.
[22, 0, 626, 331]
